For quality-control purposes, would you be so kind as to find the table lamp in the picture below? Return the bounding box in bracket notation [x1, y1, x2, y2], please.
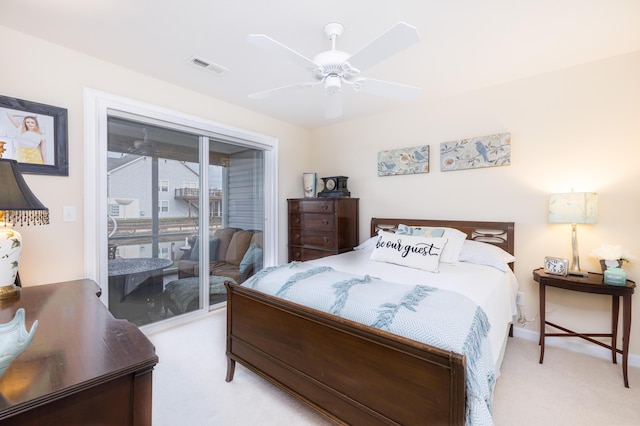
[548, 191, 598, 276]
[0, 159, 49, 299]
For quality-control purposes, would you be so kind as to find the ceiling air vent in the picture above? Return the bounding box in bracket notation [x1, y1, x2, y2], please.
[188, 55, 228, 75]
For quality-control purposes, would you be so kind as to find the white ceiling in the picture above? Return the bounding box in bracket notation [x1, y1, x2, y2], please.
[2, 0, 639, 129]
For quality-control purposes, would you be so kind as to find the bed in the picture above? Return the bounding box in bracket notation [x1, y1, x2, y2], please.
[225, 218, 517, 425]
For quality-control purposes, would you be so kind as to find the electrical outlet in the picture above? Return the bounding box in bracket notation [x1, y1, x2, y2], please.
[516, 292, 524, 306]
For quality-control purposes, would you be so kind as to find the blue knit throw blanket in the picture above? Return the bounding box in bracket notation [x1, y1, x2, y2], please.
[245, 262, 496, 425]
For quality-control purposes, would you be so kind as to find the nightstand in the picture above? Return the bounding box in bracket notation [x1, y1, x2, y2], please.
[533, 268, 636, 387]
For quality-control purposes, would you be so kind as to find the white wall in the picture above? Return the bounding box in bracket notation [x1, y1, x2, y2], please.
[310, 50, 640, 356]
[0, 25, 311, 285]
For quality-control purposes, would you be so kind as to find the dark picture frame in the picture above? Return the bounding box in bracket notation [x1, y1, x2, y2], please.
[0, 95, 68, 176]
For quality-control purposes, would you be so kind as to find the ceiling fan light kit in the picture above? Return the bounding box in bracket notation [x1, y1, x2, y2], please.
[247, 21, 422, 119]
[324, 75, 341, 96]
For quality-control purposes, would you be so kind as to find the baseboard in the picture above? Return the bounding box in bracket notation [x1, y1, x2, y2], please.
[512, 326, 640, 369]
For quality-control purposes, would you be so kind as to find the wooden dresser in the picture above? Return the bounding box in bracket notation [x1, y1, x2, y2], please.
[288, 197, 359, 262]
[0, 279, 158, 425]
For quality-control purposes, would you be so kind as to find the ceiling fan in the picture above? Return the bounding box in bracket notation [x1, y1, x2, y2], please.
[247, 22, 422, 119]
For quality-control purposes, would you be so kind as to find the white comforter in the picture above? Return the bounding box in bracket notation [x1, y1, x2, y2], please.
[306, 248, 519, 369]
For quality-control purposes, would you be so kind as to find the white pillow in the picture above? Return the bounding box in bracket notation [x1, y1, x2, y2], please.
[459, 240, 515, 272]
[438, 227, 468, 263]
[354, 236, 378, 251]
[369, 231, 447, 272]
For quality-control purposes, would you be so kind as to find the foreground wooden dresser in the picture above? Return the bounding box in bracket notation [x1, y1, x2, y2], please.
[0, 279, 158, 425]
[288, 197, 359, 262]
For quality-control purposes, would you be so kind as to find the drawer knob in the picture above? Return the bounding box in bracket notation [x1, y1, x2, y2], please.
[295, 218, 300, 224]
[294, 252, 301, 258]
[322, 220, 329, 225]
[323, 236, 329, 243]
[295, 234, 300, 240]
[321, 204, 328, 210]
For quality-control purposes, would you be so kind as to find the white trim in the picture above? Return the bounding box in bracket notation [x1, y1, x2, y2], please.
[263, 143, 278, 269]
[197, 135, 209, 299]
[83, 89, 109, 290]
[512, 326, 640, 368]
[83, 88, 278, 317]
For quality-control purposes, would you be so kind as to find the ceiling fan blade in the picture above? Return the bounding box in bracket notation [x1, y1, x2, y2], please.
[249, 81, 320, 99]
[353, 78, 422, 100]
[346, 22, 420, 73]
[247, 34, 318, 71]
[325, 91, 343, 119]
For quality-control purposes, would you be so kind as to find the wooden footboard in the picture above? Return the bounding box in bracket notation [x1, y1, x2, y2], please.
[225, 282, 466, 425]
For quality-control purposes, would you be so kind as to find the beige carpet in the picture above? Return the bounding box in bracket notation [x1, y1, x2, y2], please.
[148, 309, 640, 425]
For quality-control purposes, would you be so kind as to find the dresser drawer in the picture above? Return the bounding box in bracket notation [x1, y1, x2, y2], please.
[289, 247, 334, 262]
[289, 229, 336, 249]
[289, 199, 335, 214]
[289, 213, 335, 230]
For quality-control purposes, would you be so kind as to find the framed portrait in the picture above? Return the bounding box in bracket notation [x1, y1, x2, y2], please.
[0, 95, 68, 176]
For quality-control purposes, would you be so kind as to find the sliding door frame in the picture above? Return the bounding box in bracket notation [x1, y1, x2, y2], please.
[83, 88, 278, 329]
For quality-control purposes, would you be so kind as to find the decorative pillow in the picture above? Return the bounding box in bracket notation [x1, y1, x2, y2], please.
[396, 224, 445, 238]
[239, 243, 263, 275]
[459, 240, 515, 272]
[189, 238, 220, 262]
[395, 224, 465, 262]
[369, 231, 447, 272]
[437, 227, 468, 264]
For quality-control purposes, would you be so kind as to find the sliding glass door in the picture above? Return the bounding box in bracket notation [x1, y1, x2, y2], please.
[84, 89, 277, 330]
[104, 115, 265, 326]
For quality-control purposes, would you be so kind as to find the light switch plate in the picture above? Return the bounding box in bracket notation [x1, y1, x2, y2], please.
[63, 206, 76, 222]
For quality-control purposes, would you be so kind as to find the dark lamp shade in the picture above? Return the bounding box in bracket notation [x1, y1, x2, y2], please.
[0, 159, 49, 226]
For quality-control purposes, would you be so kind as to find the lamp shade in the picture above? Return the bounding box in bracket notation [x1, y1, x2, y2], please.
[548, 192, 597, 224]
[0, 159, 49, 225]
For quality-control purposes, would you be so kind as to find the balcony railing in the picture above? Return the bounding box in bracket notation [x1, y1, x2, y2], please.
[174, 188, 222, 199]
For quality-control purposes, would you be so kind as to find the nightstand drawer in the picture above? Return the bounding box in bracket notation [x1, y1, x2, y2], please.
[289, 199, 335, 214]
[289, 213, 335, 230]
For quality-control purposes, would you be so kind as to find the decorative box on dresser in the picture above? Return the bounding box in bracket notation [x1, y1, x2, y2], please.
[288, 197, 359, 262]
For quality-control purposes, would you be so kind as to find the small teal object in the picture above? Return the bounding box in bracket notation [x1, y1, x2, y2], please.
[604, 267, 627, 286]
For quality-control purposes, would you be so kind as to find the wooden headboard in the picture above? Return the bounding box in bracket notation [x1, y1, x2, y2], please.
[371, 218, 515, 256]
